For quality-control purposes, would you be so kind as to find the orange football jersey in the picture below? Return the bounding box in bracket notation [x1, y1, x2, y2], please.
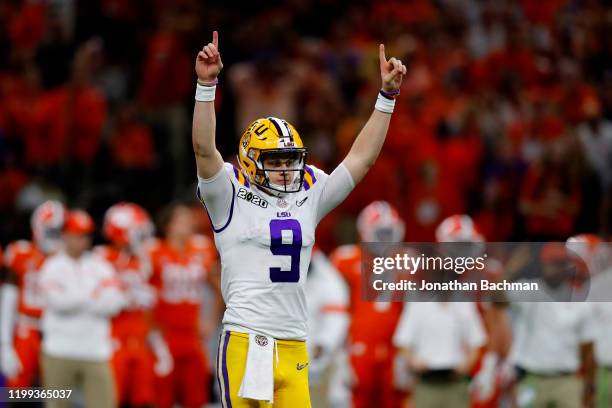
[3, 240, 46, 318]
[330, 244, 402, 346]
[149, 235, 217, 333]
[95, 245, 153, 340]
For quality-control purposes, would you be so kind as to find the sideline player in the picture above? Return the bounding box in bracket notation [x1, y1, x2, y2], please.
[306, 248, 350, 408]
[435, 215, 514, 408]
[0, 200, 65, 388]
[148, 203, 220, 408]
[95, 202, 159, 407]
[330, 201, 408, 408]
[193, 30, 406, 407]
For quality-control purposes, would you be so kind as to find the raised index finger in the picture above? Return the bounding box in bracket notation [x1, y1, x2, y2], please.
[379, 44, 386, 67]
[212, 31, 219, 50]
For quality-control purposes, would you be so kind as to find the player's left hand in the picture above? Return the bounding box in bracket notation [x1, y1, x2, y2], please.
[379, 44, 407, 92]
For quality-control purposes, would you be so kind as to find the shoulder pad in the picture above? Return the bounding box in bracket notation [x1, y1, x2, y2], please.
[4, 240, 33, 266]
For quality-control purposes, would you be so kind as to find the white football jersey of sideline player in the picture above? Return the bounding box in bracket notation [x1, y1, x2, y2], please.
[197, 162, 354, 340]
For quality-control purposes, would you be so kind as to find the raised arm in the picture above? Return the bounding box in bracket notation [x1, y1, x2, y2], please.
[193, 31, 224, 179]
[342, 44, 406, 184]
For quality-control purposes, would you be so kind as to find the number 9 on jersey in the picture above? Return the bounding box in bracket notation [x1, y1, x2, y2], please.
[269, 219, 302, 282]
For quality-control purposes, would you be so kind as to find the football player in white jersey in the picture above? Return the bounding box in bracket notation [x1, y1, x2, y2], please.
[192, 31, 406, 407]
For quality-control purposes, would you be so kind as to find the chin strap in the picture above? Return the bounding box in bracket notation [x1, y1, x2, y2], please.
[254, 183, 287, 199]
[268, 182, 294, 196]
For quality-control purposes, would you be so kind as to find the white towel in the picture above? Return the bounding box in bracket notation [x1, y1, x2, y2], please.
[238, 333, 276, 402]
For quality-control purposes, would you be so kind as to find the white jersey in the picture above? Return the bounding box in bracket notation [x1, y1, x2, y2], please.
[197, 162, 354, 340]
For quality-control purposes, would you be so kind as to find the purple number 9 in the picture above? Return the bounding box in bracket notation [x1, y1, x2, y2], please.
[269, 219, 302, 282]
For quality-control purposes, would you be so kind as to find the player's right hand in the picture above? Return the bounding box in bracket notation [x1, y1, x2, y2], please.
[379, 43, 406, 92]
[0, 344, 23, 379]
[196, 30, 223, 82]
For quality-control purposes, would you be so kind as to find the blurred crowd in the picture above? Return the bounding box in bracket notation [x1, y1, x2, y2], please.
[1, 0, 611, 250]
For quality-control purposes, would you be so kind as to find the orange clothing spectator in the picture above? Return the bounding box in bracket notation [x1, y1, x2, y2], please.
[24, 86, 106, 166]
[109, 122, 155, 170]
[439, 131, 485, 194]
[519, 0, 568, 26]
[7, 1, 46, 56]
[138, 32, 192, 108]
[337, 153, 402, 216]
[0, 167, 28, 211]
[520, 160, 581, 239]
[561, 84, 600, 125]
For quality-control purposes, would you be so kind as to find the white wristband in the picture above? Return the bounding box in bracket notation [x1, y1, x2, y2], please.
[195, 83, 216, 102]
[375, 93, 395, 114]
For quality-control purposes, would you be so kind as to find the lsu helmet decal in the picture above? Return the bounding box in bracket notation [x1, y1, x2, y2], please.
[238, 117, 307, 194]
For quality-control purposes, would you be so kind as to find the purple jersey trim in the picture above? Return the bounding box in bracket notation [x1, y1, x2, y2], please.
[196, 182, 235, 233]
[216, 334, 224, 407]
[222, 331, 232, 408]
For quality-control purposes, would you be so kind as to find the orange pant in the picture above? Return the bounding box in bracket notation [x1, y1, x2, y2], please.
[8, 325, 41, 387]
[155, 333, 210, 408]
[112, 337, 156, 406]
[351, 343, 406, 408]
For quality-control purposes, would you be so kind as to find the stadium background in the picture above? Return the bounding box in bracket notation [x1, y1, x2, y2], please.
[1, 0, 610, 248]
[0, 0, 611, 407]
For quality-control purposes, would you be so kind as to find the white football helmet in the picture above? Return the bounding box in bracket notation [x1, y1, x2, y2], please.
[566, 234, 611, 276]
[357, 201, 405, 243]
[31, 200, 66, 254]
[435, 214, 484, 243]
[436, 214, 485, 260]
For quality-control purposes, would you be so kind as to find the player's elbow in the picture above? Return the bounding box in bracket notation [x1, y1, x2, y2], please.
[343, 154, 375, 184]
[357, 153, 377, 174]
[192, 139, 209, 157]
[192, 139, 213, 157]
[361, 156, 376, 172]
